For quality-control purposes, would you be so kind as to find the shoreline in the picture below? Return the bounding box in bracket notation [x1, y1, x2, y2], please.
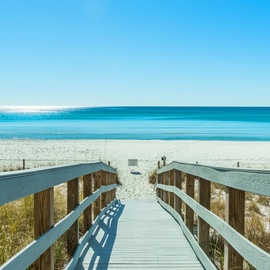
[2, 138, 270, 143]
[1, 139, 270, 199]
[1, 139, 270, 164]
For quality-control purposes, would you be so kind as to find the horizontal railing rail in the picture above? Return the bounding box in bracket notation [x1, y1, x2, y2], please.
[158, 162, 270, 196]
[157, 161, 270, 270]
[0, 162, 117, 270]
[0, 162, 116, 205]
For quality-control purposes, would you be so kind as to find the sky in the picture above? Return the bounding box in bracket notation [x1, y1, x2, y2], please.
[0, 0, 270, 107]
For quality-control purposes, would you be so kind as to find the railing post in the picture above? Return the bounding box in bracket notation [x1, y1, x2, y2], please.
[166, 171, 170, 205]
[163, 172, 169, 204]
[67, 178, 79, 256]
[83, 174, 93, 234]
[110, 172, 115, 202]
[186, 174, 194, 234]
[112, 173, 116, 199]
[110, 172, 114, 202]
[158, 173, 163, 201]
[34, 188, 54, 270]
[98, 171, 102, 212]
[93, 171, 101, 219]
[169, 170, 174, 208]
[174, 170, 182, 218]
[157, 173, 162, 199]
[224, 187, 245, 270]
[161, 172, 166, 202]
[94, 171, 101, 218]
[198, 178, 211, 256]
[106, 172, 110, 205]
[108, 172, 112, 204]
[101, 170, 107, 209]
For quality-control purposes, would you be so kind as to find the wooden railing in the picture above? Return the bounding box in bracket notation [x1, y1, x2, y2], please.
[0, 162, 117, 270]
[156, 162, 270, 270]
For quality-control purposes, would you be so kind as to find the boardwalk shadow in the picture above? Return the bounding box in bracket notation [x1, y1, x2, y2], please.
[77, 200, 125, 270]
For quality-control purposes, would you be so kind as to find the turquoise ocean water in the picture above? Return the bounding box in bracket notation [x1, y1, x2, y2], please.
[0, 106, 270, 141]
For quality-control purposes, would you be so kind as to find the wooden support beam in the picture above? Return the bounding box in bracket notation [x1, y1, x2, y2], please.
[162, 172, 168, 204]
[108, 172, 112, 204]
[160, 173, 164, 200]
[111, 172, 114, 203]
[112, 173, 116, 199]
[93, 172, 101, 220]
[106, 172, 110, 205]
[83, 174, 93, 234]
[169, 170, 175, 208]
[186, 174, 194, 234]
[161, 172, 165, 202]
[157, 173, 162, 199]
[224, 187, 245, 270]
[34, 188, 54, 270]
[100, 170, 107, 209]
[198, 178, 211, 256]
[98, 171, 102, 213]
[67, 178, 79, 256]
[93, 172, 98, 220]
[166, 171, 170, 205]
[110, 172, 115, 202]
[174, 170, 182, 218]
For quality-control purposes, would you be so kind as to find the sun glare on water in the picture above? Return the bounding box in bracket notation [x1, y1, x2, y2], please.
[0, 106, 74, 113]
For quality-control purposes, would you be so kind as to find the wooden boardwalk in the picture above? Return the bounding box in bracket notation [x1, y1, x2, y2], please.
[75, 199, 204, 270]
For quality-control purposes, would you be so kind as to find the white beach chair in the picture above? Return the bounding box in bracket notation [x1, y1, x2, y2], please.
[128, 159, 138, 172]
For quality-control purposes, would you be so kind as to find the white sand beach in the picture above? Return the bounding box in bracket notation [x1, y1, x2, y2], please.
[1, 140, 270, 199]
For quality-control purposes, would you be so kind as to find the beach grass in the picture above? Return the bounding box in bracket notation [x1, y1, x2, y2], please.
[0, 165, 77, 269]
[0, 185, 71, 269]
[148, 169, 157, 184]
[0, 166, 121, 269]
[209, 185, 270, 269]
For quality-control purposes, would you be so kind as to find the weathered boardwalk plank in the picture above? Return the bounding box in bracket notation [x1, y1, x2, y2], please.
[75, 199, 204, 270]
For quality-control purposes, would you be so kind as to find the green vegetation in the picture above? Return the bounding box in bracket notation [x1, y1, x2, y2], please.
[148, 169, 157, 184]
[0, 186, 71, 269]
[209, 184, 270, 269]
[116, 172, 122, 186]
[0, 164, 119, 269]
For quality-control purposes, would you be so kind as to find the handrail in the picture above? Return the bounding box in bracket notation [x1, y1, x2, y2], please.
[0, 162, 116, 205]
[0, 162, 117, 270]
[157, 161, 270, 270]
[158, 161, 270, 196]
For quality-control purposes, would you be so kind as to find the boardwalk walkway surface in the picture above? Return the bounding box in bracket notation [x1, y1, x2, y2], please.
[75, 199, 204, 270]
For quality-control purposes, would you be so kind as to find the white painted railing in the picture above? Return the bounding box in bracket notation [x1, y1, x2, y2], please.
[0, 162, 117, 270]
[157, 162, 270, 270]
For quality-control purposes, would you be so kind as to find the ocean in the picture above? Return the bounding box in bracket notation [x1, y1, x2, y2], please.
[0, 106, 270, 141]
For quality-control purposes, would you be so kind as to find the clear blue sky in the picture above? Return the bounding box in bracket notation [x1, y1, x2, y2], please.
[0, 0, 269, 106]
